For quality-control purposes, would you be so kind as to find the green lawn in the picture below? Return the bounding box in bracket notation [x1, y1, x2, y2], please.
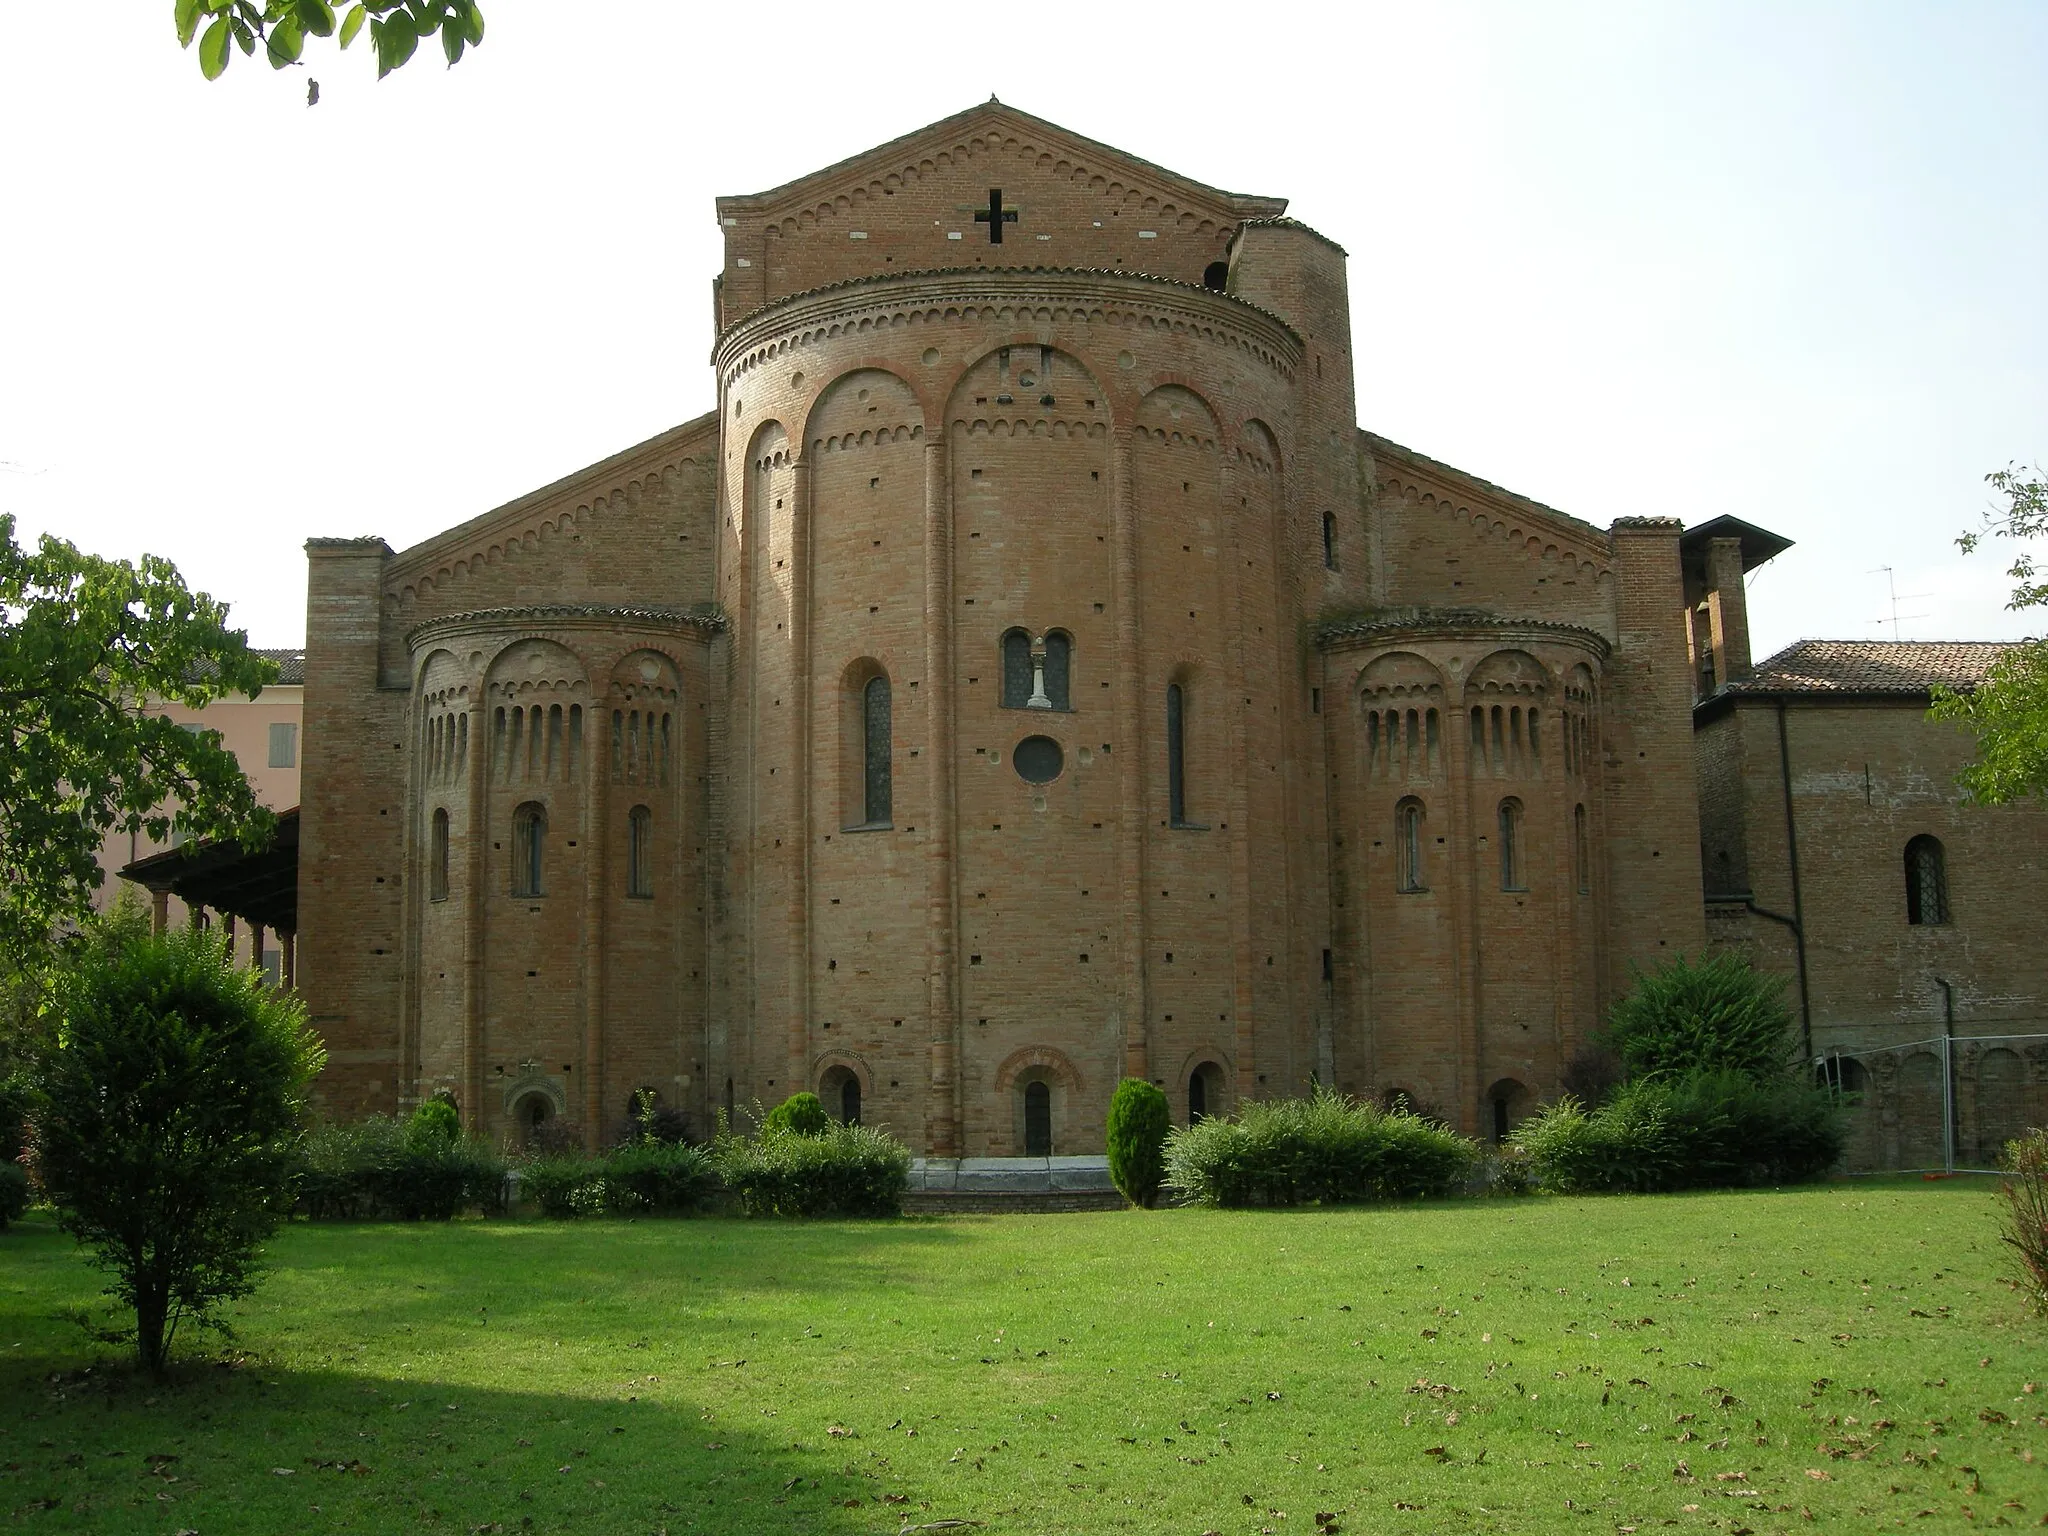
[1, 1181, 2040, 1535]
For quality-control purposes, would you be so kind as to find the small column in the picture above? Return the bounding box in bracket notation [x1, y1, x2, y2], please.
[921, 432, 962, 1155]
[150, 889, 168, 936]
[281, 930, 297, 990]
[251, 923, 266, 980]
[1108, 426, 1150, 1081]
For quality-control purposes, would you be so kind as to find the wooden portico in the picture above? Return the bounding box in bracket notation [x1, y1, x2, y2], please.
[119, 807, 300, 986]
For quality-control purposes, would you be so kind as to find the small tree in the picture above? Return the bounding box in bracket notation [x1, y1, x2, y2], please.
[1601, 951, 1797, 1083]
[1106, 1078, 1170, 1209]
[30, 926, 324, 1376]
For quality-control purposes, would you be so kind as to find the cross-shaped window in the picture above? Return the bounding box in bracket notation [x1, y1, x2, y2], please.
[973, 188, 1018, 244]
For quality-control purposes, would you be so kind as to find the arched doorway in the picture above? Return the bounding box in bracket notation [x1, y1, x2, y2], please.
[1187, 1060, 1227, 1123]
[1023, 1081, 1052, 1156]
[1485, 1078, 1531, 1143]
[512, 1091, 553, 1148]
[818, 1064, 864, 1126]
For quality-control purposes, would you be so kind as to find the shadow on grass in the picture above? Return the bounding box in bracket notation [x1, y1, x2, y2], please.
[0, 1212, 967, 1535]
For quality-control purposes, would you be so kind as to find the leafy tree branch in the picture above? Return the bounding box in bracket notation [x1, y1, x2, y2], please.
[174, 0, 483, 99]
[1933, 464, 2048, 803]
[0, 513, 277, 969]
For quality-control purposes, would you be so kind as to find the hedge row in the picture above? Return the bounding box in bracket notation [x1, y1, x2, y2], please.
[1509, 1070, 1844, 1194]
[1164, 1087, 1479, 1207]
[289, 1103, 911, 1221]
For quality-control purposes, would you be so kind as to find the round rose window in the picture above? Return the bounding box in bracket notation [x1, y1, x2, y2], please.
[1013, 735, 1064, 785]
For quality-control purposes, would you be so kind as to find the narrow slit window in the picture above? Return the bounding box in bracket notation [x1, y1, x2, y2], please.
[1322, 510, 1337, 570]
[1574, 803, 1590, 894]
[863, 674, 893, 827]
[430, 807, 450, 902]
[511, 802, 546, 897]
[1397, 799, 1426, 892]
[1167, 682, 1189, 826]
[1043, 630, 1072, 710]
[627, 805, 653, 898]
[1498, 798, 1524, 890]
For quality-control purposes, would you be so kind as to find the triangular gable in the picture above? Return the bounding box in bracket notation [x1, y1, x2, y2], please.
[1362, 429, 1614, 582]
[717, 98, 1286, 228]
[384, 411, 718, 611]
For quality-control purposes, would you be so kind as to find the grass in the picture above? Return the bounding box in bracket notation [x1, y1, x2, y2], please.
[0, 1179, 2040, 1535]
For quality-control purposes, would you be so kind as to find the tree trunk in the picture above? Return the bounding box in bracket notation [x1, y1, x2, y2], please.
[134, 1272, 171, 1379]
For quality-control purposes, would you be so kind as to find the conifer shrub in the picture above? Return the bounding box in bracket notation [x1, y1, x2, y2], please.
[714, 1120, 911, 1218]
[762, 1091, 831, 1138]
[1603, 951, 1798, 1082]
[1105, 1078, 1170, 1208]
[1163, 1086, 1478, 1207]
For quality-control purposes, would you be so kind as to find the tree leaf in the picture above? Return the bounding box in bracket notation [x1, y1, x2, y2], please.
[372, 12, 418, 77]
[175, 0, 205, 48]
[198, 14, 233, 77]
[460, 1, 482, 45]
[266, 19, 304, 65]
[441, 24, 463, 67]
[338, 3, 365, 46]
[297, 0, 336, 37]
[230, 15, 257, 54]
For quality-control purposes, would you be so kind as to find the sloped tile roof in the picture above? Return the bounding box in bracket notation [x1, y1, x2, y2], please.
[1732, 640, 2026, 695]
[252, 648, 305, 685]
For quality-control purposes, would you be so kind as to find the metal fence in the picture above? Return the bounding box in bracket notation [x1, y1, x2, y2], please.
[1816, 1030, 2048, 1174]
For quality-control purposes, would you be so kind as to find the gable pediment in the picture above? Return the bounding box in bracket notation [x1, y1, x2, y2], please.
[720, 99, 1284, 231]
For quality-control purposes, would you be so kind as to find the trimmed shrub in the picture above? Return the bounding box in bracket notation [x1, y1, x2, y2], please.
[1106, 1078, 1170, 1208]
[520, 1153, 605, 1219]
[601, 1140, 717, 1214]
[1163, 1086, 1479, 1207]
[715, 1121, 911, 1218]
[0, 1159, 27, 1230]
[1513, 1070, 1844, 1193]
[1602, 951, 1798, 1083]
[762, 1092, 830, 1139]
[1998, 1128, 2048, 1314]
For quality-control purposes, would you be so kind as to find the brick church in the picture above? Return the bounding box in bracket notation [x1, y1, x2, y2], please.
[296, 100, 2048, 1157]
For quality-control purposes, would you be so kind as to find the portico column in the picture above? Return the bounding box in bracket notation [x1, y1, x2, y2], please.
[150, 889, 168, 935]
[251, 922, 266, 979]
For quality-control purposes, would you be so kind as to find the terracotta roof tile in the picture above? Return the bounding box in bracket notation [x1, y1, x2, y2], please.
[1732, 640, 2026, 695]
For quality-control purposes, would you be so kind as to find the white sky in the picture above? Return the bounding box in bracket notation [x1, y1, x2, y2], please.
[2, 2, 2043, 655]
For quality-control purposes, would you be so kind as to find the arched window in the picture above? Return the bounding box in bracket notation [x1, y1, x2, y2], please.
[627, 805, 653, 898]
[1023, 1080, 1052, 1156]
[1573, 803, 1590, 895]
[1202, 259, 1229, 292]
[862, 674, 893, 827]
[1396, 798, 1426, 892]
[1904, 835, 1949, 925]
[1322, 510, 1337, 570]
[1043, 631, 1071, 710]
[430, 807, 450, 902]
[1188, 1069, 1207, 1121]
[511, 802, 546, 897]
[1001, 628, 1033, 708]
[1167, 682, 1191, 827]
[1498, 798, 1524, 890]
[840, 1074, 861, 1125]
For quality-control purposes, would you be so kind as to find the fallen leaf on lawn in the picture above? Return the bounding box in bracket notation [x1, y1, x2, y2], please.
[271, 1467, 295, 1477]
[1806, 1469, 1831, 1481]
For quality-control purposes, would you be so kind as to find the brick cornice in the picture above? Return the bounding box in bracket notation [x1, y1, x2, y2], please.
[1315, 607, 1612, 657]
[405, 604, 725, 653]
[714, 267, 1303, 383]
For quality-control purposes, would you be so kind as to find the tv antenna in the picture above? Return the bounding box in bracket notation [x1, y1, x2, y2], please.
[1868, 566, 1928, 641]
